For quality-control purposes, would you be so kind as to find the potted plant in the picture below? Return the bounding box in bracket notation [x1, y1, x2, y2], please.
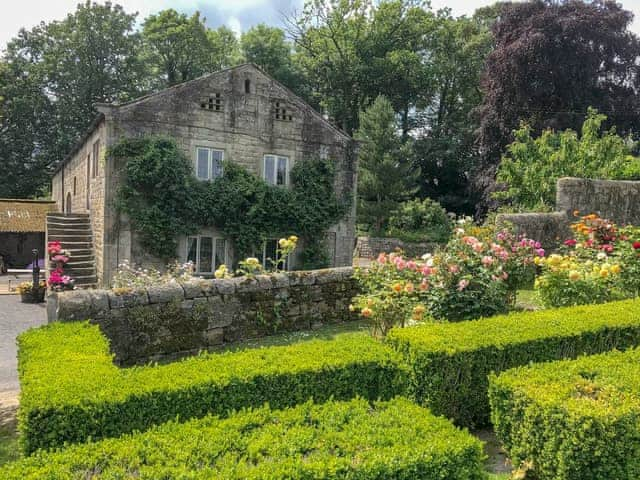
[17, 281, 47, 303]
[48, 268, 75, 292]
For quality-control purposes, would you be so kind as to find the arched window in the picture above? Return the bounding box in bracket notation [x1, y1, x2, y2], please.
[245, 78, 251, 94]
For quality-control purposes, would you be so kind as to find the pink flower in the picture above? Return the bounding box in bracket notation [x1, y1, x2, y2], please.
[481, 256, 494, 266]
[449, 264, 460, 274]
[51, 255, 69, 264]
[376, 253, 387, 264]
[501, 271, 509, 280]
[421, 265, 433, 276]
[406, 260, 417, 270]
[534, 241, 541, 249]
[47, 241, 62, 255]
[472, 242, 485, 253]
[395, 258, 406, 270]
[496, 232, 506, 242]
[564, 239, 577, 247]
[419, 280, 429, 291]
[457, 279, 470, 291]
[535, 248, 545, 257]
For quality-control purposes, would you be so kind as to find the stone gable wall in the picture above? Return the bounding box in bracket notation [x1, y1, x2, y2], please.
[47, 267, 359, 365]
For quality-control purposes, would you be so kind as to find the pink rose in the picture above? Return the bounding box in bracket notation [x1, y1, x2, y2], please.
[481, 256, 494, 266]
[457, 279, 470, 291]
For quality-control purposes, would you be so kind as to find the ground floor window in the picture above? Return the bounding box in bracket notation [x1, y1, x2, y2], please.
[186, 236, 228, 274]
[255, 239, 291, 271]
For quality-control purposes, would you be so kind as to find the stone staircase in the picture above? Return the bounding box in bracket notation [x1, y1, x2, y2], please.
[46, 213, 97, 288]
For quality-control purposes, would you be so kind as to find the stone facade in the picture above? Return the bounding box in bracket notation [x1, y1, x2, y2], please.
[497, 177, 640, 250]
[355, 236, 438, 259]
[50, 64, 358, 286]
[47, 267, 359, 365]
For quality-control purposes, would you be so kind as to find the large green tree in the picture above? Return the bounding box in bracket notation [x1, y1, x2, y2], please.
[1, 1, 146, 198]
[356, 96, 419, 231]
[241, 24, 302, 92]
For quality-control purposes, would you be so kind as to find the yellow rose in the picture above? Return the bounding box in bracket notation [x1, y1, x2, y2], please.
[599, 269, 609, 278]
[610, 264, 621, 275]
[568, 270, 581, 281]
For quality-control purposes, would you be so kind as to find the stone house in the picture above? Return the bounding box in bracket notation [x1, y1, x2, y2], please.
[50, 64, 358, 287]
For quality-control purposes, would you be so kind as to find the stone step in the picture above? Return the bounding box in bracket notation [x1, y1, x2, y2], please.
[51, 241, 93, 250]
[46, 235, 93, 243]
[62, 267, 96, 277]
[47, 217, 91, 225]
[63, 249, 93, 257]
[62, 260, 95, 268]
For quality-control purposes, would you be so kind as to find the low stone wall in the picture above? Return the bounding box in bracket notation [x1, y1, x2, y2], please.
[48, 267, 359, 365]
[496, 177, 640, 251]
[355, 236, 438, 259]
[496, 212, 572, 251]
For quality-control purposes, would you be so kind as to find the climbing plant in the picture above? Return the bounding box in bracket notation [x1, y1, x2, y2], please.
[113, 135, 346, 268]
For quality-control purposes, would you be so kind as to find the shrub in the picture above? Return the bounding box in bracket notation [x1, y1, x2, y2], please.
[352, 220, 542, 330]
[535, 214, 640, 307]
[3, 398, 486, 479]
[386, 299, 640, 428]
[17, 322, 405, 454]
[489, 348, 640, 480]
[387, 198, 452, 243]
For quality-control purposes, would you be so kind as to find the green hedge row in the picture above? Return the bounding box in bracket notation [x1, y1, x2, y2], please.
[489, 348, 640, 480]
[17, 322, 405, 454]
[3, 398, 486, 479]
[386, 299, 640, 427]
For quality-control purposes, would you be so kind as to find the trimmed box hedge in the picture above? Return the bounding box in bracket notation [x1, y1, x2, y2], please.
[386, 299, 640, 428]
[18, 322, 405, 454]
[3, 398, 486, 479]
[489, 348, 640, 480]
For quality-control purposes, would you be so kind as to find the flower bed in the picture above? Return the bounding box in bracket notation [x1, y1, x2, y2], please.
[489, 348, 640, 480]
[386, 299, 640, 428]
[2, 398, 486, 479]
[353, 220, 542, 334]
[535, 213, 640, 307]
[17, 322, 404, 453]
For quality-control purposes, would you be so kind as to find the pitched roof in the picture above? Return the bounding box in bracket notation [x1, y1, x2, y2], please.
[0, 199, 58, 233]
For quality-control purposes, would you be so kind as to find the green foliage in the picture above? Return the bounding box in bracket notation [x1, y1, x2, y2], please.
[489, 348, 640, 480]
[17, 321, 404, 453]
[386, 299, 640, 428]
[357, 96, 419, 232]
[387, 198, 452, 243]
[495, 109, 640, 211]
[2, 398, 485, 479]
[113, 136, 197, 259]
[113, 136, 345, 266]
[1, 1, 147, 198]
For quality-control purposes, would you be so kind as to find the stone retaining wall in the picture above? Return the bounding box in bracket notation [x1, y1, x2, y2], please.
[47, 267, 358, 365]
[496, 177, 640, 250]
[355, 236, 438, 259]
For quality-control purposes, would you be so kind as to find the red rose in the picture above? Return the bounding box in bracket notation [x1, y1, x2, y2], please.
[564, 239, 577, 247]
[633, 241, 640, 250]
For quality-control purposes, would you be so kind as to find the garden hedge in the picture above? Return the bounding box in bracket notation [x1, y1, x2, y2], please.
[3, 398, 486, 479]
[18, 322, 405, 454]
[386, 298, 640, 427]
[489, 348, 640, 480]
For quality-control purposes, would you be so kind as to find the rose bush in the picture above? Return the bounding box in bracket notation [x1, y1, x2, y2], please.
[535, 213, 640, 307]
[353, 220, 543, 333]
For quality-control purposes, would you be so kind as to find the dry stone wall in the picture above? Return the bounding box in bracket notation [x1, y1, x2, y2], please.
[496, 177, 640, 250]
[355, 236, 438, 259]
[48, 267, 359, 365]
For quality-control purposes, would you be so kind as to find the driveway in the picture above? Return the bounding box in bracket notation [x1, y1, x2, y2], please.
[0, 295, 47, 392]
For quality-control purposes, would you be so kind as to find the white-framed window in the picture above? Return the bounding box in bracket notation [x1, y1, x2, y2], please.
[186, 236, 228, 274]
[255, 239, 292, 271]
[195, 147, 224, 181]
[263, 154, 289, 186]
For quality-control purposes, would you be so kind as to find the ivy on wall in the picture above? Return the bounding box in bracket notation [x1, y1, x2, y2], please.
[113, 135, 346, 269]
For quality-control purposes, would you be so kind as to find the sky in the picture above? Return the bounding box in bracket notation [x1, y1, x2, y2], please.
[1, 0, 640, 49]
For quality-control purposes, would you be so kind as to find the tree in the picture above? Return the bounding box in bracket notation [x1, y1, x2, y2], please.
[356, 96, 419, 231]
[241, 24, 301, 91]
[412, 12, 492, 214]
[207, 26, 243, 71]
[289, 0, 433, 135]
[1, 1, 146, 198]
[495, 109, 640, 211]
[475, 0, 640, 209]
[142, 9, 213, 86]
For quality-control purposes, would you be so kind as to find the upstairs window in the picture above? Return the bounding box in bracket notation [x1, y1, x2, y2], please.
[196, 147, 224, 181]
[186, 236, 228, 274]
[200, 93, 223, 112]
[92, 141, 100, 178]
[244, 79, 251, 94]
[274, 101, 293, 121]
[263, 155, 289, 186]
